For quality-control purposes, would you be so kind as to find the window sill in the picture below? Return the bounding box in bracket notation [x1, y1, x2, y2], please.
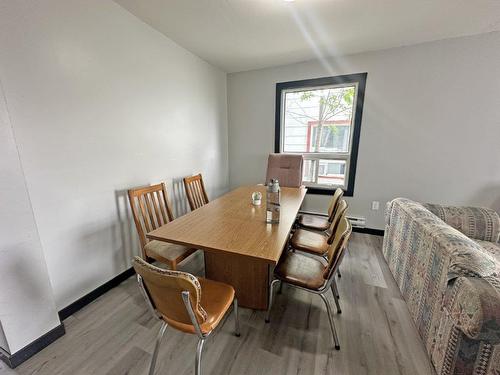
[305, 186, 353, 197]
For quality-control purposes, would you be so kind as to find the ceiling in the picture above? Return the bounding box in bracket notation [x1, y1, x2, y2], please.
[115, 0, 500, 73]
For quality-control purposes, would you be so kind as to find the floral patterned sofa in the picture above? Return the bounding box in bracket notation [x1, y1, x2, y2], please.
[382, 198, 500, 375]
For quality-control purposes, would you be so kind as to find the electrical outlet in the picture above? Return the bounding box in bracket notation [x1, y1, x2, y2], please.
[371, 201, 380, 210]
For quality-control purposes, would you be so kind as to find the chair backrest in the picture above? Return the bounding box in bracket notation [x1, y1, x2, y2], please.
[327, 188, 344, 222]
[326, 199, 348, 244]
[183, 173, 209, 211]
[132, 256, 207, 326]
[323, 216, 352, 279]
[128, 183, 175, 254]
[265, 153, 303, 188]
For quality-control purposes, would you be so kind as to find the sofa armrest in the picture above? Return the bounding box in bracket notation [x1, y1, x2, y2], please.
[444, 276, 500, 343]
[424, 203, 500, 242]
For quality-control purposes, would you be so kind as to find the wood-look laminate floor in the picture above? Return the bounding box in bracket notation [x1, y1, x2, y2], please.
[0, 233, 436, 375]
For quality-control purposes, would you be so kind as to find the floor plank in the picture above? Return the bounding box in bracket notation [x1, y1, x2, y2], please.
[1, 233, 435, 375]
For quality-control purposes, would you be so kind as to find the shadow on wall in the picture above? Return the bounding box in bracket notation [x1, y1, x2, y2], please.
[171, 177, 189, 218]
[55, 181, 195, 310]
[1, 248, 58, 328]
[470, 184, 500, 213]
[53, 221, 129, 307]
[114, 188, 140, 267]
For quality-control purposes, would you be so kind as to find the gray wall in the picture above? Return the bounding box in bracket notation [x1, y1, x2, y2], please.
[227, 32, 500, 229]
[0, 0, 228, 351]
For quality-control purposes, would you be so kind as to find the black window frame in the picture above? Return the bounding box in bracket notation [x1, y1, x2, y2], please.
[274, 72, 367, 196]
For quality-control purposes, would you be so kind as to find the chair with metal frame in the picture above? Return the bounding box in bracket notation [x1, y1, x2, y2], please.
[265, 216, 352, 351]
[183, 173, 209, 211]
[296, 187, 344, 232]
[290, 200, 348, 300]
[128, 183, 196, 270]
[132, 256, 240, 375]
[287, 199, 348, 301]
[290, 199, 348, 258]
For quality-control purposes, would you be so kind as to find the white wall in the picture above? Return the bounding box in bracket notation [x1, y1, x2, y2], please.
[0, 84, 60, 354]
[227, 32, 500, 229]
[0, 324, 8, 353]
[0, 0, 228, 313]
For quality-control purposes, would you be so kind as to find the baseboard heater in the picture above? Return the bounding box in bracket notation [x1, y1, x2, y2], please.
[298, 210, 366, 228]
[347, 215, 366, 228]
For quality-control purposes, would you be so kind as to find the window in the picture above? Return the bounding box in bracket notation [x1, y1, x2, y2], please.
[275, 73, 367, 195]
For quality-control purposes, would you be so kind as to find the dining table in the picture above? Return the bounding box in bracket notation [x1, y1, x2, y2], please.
[147, 184, 307, 309]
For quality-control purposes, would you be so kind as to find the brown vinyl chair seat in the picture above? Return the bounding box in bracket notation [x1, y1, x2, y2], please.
[144, 240, 196, 265]
[292, 200, 348, 257]
[275, 252, 327, 291]
[290, 229, 329, 256]
[163, 277, 235, 334]
[297, 188, 344, 232]
[297, 215, 330, 231]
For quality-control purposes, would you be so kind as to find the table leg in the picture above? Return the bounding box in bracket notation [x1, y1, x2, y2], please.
[204, 252, 269, 310]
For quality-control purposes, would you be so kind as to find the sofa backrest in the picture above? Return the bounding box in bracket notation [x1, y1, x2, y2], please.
[385, 198, 497, 282]
[424, 203, 500, 243]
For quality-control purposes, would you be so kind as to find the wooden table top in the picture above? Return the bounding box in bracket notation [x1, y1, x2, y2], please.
[147, 185, 307, 265]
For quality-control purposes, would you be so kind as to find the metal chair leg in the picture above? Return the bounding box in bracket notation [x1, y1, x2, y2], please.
[319, 293, 340, 350]
[265, 279, 281, 323]
[330, 283, 342, 314]
[149, 321, 168, 375]
[233, 298, 241, 337]
[337, 267, 341, 279]
[332, 279, 340, 299]
[195, 338, 206, 375]
[277, 280, 283, 294]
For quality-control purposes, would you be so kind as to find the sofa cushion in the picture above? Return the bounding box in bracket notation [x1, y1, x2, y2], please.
[427, 222, 497, 280]
[474, 239, 500, 263]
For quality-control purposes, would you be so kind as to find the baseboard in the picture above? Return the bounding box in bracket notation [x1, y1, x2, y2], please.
[0, 324, 65, 369]
[352, 227, 385, 236]
[0, 268, 136, 368]
[58, 267, 135, 321]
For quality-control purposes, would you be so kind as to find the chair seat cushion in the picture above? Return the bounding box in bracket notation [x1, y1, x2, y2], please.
[290, 229, 329, 255]
[275, 252, 327, 291]
[198, 278, 235, 332]
[163, 277, 235, 334]
[144, 240, 195, 265]
[298, 214, 330, 231]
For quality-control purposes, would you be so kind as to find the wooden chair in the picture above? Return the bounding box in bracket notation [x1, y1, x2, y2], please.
[290, 199, 348, 257]
[128, 183, 196, 270]
[133, 257, 240, 375]
[266, 216, 352, 351]
[297, 188, 344, 231]
[183, 174, 209, 211]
